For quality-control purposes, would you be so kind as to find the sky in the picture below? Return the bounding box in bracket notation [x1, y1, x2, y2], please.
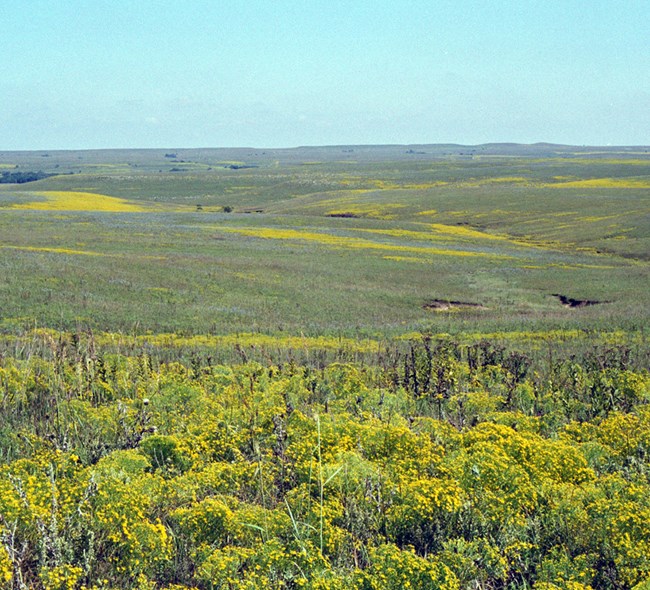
[1, 0, 648, 149]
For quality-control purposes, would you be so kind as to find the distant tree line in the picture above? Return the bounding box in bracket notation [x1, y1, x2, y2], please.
[0, 170, 55, 184]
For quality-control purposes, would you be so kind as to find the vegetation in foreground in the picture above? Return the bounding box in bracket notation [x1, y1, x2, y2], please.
[0, 145, 648, 589]
[0, 331, 649, 589]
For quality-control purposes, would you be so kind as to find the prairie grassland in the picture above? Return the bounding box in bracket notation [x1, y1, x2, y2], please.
[97, 329, 381, 354]
[535, 156, 650, 165]
[12, 190, 147, 211]
[1, 323, 644, 371]
[0, 146, 649, 589]
[0, 327, 648, 589]
[0, 206, 645, 336]
[326, 202, 406, 219]
[221, 226, 508, 258]
[0, 145, 647, 336]
[382, 254, 429, 263]
[549, 177, 650, 188]
[0, 245, 107, 256]
[429, 222, 508, 240]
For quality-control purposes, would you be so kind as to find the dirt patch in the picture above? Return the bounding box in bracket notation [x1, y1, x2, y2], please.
[423, 299, 486, 311]
[552, 294, 604, 308]
[326, 212, 360, 218]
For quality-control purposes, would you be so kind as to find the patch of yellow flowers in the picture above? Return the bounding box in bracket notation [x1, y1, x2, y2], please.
[12, 191, 146, 212]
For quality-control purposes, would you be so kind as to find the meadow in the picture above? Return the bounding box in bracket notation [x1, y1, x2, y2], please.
[0, 144, 648, 336]
[0, 144, 648, 589]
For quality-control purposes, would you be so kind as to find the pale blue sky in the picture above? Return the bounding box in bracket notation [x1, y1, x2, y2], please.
[1, 0, 648, 149]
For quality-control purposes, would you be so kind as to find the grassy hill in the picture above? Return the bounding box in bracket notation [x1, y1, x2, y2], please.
[1, 145, 649, 589]
[0, 144, 647, 336]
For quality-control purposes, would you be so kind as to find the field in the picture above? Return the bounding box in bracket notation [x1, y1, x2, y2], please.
[1, 144, 649, 336]
[0, 144, 649, 589]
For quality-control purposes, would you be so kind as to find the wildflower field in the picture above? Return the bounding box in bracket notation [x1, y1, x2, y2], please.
[0, 144, 649, 588]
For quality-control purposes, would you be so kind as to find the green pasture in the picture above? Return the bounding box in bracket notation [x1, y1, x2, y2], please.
[0, 145, 648, 336]
[1, 145, 649, 589]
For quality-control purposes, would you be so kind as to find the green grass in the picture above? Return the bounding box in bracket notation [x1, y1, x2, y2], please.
[0, 144, 648, 336]
[1, 144, 650, 590]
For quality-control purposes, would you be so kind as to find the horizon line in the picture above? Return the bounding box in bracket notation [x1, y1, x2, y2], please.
[2, 141, 650, 154]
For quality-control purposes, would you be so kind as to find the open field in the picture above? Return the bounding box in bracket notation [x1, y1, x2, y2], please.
[0, 144, 648, 336]
[1, 144, 649, 589]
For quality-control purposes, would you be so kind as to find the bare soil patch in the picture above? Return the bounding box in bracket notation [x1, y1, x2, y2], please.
[423, 299, 486, 311]
[552, 293, 605, 308]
